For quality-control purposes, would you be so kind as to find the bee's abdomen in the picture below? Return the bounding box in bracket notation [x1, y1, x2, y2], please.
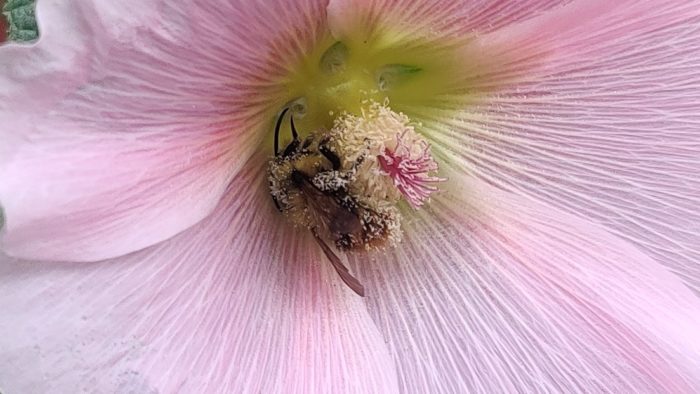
[331, 205, 400, 252]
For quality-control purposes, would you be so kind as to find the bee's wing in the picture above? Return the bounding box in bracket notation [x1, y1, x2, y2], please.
[313, 233, 365, 297]
[301, 178, 363, 240]
[299, 176, 365, 296]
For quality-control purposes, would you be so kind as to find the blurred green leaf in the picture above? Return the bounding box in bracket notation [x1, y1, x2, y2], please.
[3, 0, 38, 42]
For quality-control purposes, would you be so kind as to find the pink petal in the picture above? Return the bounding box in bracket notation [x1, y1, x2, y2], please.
[330, 0, 700, 293]
[420, 0, 700, 292]
[0, 156, 398, 393]
[327, 0, 570, 40]
[346, 178, 700, 392]
[0, 0, 327, 261]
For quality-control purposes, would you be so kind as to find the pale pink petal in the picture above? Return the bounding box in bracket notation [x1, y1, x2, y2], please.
[422, 0, 700, 293]
[327, 0, 569, 40]
[331, 0, 700, 292]
[326, 0, 571, 99]
[0, 0, 327, 261]
[346, 178, 700, 392]
[0, 156, 398, 393]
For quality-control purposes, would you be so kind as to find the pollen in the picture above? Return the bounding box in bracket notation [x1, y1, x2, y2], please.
[329, 100, 445, 209]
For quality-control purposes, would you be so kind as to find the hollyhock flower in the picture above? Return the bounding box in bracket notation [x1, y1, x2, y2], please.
[2, 0, 700, 392]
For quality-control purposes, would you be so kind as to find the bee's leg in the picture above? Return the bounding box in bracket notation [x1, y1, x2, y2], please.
[271, 195, 282, 212]
[274, 107, 290, 156]
[350, 153, 365, 171]
[319, 138, 342, 170]
[301, 135, 314, 149]
[282, 116, 301, 158]
[268, 178, 284, 211]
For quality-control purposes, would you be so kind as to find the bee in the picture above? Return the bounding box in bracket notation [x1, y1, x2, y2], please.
[268, 108, 398, 296]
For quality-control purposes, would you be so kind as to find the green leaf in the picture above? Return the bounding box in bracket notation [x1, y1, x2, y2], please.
[3, 0, 38, 42]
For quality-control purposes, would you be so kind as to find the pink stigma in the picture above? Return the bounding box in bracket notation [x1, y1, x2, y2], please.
[378, 131, 445, 208]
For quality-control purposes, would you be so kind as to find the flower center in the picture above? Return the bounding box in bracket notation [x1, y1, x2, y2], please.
[268, 39, 448, 252]
[269, 42, 444, 251]
[266, 38, 456, 295]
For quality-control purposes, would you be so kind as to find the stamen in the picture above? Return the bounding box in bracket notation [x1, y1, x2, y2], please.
[327, 100, 444, 208]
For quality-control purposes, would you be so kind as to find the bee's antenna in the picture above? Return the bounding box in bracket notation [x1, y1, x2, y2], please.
[290, 113, 299, 141]
[274, 107, 291, 156]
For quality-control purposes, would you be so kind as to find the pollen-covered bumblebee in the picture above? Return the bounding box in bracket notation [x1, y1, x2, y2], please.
[268, 108, 398, 296]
